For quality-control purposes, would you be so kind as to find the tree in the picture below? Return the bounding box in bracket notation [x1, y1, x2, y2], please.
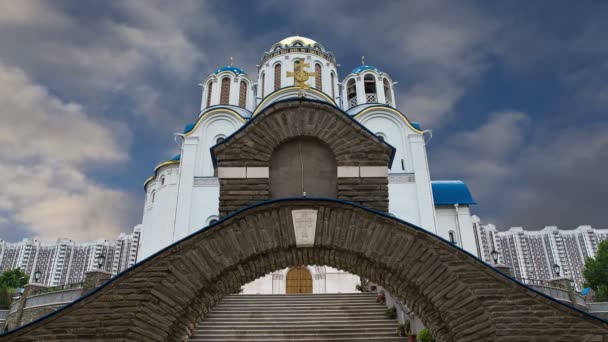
[0, 268, 29, 289]
[584, 240, 608, 299]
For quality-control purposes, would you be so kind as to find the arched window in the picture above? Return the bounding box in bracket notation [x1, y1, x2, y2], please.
[261, 72, 265, 97]
[239, 80, 247, 108]
[364, 74, 377, 103]
[330, 72, 335, 99]
[274, 63, 282, 91]
[375, 132, 386, 141]
[160, 176, 165, 186]
[314, 63, 322, 90]
[220, 77, 230, 105]
[206, 81, 213, 107]
[151, 190, 156, 203]
[347, 79, 357, 108]
[383, 78, 392, 105]
[215, 135, 226, 144]
[449, 231, 456, 244]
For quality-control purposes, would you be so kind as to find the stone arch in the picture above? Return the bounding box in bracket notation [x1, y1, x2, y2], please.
[4, 199, 608, 342]
[269, 137, 337, 198]
[213, 99, 394, 215]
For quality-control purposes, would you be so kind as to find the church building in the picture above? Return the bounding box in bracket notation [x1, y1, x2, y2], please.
[136, 36, 477, 294]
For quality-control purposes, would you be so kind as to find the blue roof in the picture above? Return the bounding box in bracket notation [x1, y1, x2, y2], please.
[411, 122, 422, 130]
[170, 154, 181, 161]
[582, 288, 591, 295]
[432, 181, 476, 205]
[214, 65, 246, 75]
[183, 123, 195, 134]
[351, 65, 378, 74]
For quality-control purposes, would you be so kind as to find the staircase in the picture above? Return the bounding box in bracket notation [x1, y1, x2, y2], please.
[190, 293, 403, 341]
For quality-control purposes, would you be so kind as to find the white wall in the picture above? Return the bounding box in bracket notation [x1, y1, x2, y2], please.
[138, 165, 180, 261]
[435, 205, 477, 255]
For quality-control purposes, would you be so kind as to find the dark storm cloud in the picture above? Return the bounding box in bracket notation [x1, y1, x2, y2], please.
[0, 0, 607, 241]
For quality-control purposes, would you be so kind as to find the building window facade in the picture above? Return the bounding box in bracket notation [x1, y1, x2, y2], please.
[330, 72, 335, 99]
[220, 77, 230, 105]
[239, 80, 247, 108]
[274, 63, 282, 91]
[206, 81, 213, 107]
[364, 74, 377, 103]
[314, 63, 322, 90]
[261, 72, 265, 97]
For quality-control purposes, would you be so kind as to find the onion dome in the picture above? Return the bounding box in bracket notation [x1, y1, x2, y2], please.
[213, 65, 246, 75]
[351, 65, 379, 74]
[262, 35, 335, 64]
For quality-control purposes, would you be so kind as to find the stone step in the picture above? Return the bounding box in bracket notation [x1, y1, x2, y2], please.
[197, 322, 398, 329]
[202, 315, 394, 322]
[191, 293, 400, 341]
[190, 332, 400, 339]
[189, 338, 406, 342]
[212, 304, 384, 311]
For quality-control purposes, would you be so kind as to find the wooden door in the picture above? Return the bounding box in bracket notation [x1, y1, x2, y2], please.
[286, 267, 312, 294]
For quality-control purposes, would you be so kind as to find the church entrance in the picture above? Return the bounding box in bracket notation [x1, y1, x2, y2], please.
[286, 267, 313, 294]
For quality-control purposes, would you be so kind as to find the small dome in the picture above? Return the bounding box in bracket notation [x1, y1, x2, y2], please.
[213, 65, 246, 75]
[351, 65, 379, 74]
[277, 36, 319, 47]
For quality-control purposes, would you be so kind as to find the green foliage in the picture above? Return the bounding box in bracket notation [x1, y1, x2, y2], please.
[0, 268, 29, 288]
[417, 328, 434, 342]
[0, 286, 12, 308]
[384, 306, 397, 319]
[584, 240, 608, 299]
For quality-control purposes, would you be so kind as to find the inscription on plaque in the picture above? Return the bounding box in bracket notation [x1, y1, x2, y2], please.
[291, 209, 318, 247]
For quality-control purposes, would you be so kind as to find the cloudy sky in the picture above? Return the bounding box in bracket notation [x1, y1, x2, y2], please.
[0, 1, 606, 242]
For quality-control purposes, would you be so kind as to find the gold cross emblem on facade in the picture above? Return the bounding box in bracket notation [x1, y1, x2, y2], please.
[287, 58, 319, 89]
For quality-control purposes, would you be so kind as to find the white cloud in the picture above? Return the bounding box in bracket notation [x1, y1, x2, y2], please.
[0, 63, 135, 242]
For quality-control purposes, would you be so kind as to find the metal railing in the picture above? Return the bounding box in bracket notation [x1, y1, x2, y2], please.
[514, 277, 568, 290]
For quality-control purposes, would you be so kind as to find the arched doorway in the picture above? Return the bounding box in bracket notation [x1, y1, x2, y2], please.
[286, 267, 312, 294]
[270, 137, 337, 198]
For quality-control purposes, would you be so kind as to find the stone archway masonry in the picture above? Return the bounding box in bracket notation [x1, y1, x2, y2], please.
[2, 199, 607, 341]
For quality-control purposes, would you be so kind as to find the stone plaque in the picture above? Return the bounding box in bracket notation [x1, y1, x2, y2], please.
[291, 209, 318, 247]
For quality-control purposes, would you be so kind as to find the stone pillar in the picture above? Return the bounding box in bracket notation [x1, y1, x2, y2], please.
[549, 277, 577, 304]
[6, 283, 47, 330]
[494, 263, 512, 277]
[82, 270, 112, 294]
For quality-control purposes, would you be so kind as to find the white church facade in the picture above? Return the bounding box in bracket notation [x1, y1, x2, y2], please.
[136, 36, 477, 294]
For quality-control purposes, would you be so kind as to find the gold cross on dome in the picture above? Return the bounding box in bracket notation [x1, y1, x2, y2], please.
[286, 58, 319, 89]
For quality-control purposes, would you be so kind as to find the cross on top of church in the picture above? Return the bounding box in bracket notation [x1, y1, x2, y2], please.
[286, 58, 319, 89]
[229, 57, 234, 66]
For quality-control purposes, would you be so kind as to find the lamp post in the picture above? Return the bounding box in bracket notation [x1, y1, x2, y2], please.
[33, 270, 41, 284]
[96, 253, 106, 270]
[553, 263, 561, 277]
[490, 249, 499, 265]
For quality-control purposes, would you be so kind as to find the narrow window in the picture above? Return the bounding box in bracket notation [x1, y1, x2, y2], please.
[364, 74, 377, 103]
[330, 72, 335, 99]
[449, 231, 456, 244]
[216, 136, 225, 144]
[160, 176, 165, 186]
[206, 81, 213, 107]
[347, 79, 357, 107]
[151, 190, 156, 203]
[314, 63, 322, 90]
[401, 159, 405, 171]
[383, 78, 392, 105]
[220, 77, 230, 105]
[261, 72, 265, 97]
[239, 80, 247, 108]
[274, 63, 282, 91]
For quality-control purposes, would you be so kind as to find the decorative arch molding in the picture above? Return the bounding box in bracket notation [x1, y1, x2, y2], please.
[353, 105, 423, 134]
[185, 107, 248, 137]
[253, 86, 337, 115]
[4, 199, 607, 341]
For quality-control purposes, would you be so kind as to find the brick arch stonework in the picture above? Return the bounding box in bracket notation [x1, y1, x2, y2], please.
[3, 199, 608, 341]
[212, 99, 394, 216]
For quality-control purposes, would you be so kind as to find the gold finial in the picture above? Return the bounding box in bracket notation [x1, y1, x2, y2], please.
[361, 55, 365, 65]
[229, 57, 234, 66]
